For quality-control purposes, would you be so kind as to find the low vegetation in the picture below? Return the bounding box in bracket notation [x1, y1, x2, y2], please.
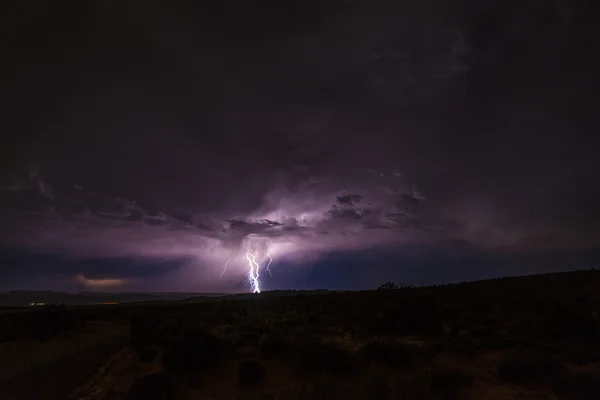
[2, 269, 600, 399]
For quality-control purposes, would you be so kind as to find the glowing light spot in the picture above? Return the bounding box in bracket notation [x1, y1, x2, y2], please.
[75, 273, 126, 288]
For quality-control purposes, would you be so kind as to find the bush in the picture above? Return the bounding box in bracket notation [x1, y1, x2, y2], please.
[259, 335, 290, 359]
[26, 305, 83, 341]
[237, 330, 261, 347]
[238, 360, 266, 387]
[429, 366, 474, 400]
[442, 337, 478, 358]
[545, 309, 600, 340]
[161, 325, 226, 376]
[565, 345, 600, 365]
[377, 281, 415, 290]
[394, 375, 430, 400]
[497, 351, 563, 384]
[129, 312, 162, 340]
[359, 338, 416, 368]
[297, 374, 393, 399]
[378, 282, 400, 290]
[553, 370, 600, 400]
[377, 306, 444, 337]
[137, 345, 160, 363]
[129, 312, 163, 350]
[293, 339, 356, 375]
[127, 372, 181, 400]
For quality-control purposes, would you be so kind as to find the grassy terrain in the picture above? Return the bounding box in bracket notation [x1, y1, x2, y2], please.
[1, 269, 600, 399]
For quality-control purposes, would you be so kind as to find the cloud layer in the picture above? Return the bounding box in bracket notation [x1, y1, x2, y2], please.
[2, 0, 600, 291]
[0, 160, 444, 289]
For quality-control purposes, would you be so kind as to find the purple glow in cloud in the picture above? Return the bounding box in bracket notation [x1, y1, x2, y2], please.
[2, 0, 599, 292]
[0, 157, 441, 292]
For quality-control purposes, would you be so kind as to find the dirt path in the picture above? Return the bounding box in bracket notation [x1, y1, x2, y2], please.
[0, 322, 127, 400]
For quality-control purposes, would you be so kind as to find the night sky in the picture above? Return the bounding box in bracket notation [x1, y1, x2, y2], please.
[2, 0, 600, 292]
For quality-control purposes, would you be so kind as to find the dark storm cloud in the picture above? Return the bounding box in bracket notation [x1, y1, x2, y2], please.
[328, 205, 364, 221]
[0, 159, 437, 266]
[226, 219, 283, 234]
[2, 0, 600, 290]
[336, 194, 363, 205]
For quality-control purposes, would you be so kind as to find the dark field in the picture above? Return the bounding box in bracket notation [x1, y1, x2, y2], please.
[2, 270, 600, 400]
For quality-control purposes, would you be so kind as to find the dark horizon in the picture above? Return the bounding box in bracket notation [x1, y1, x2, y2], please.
[2, 0, 600, 293]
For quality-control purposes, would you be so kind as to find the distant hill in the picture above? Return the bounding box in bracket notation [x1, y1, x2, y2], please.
[0, 291, 226, 307]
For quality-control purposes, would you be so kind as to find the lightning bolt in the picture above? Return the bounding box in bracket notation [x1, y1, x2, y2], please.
[219, 258, 230, 278]
[246, 250, 261, 293]
[266, 253, 273, 277]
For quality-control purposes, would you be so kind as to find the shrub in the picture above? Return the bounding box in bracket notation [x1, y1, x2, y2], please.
[238, 360, 266, 387]
[378, 282, 400, 290]
[553, 370, 600, 400]
[127, 372, 181, 400]
[26, 304, 83, 341]
[129, 312, 162, 339]
[566, 345, 600, 365]
[442, 337, 478, 358]
[259, 335, 290, 359]
[137, 345, 160, 363]
[161, 325, 226, 376]
[237, 330, 261, 347]
[298, 373, 392, 399]
[540, 306, 600, 341]
[429, 366, 474, 400]
[378, 281, 415, 290]
[497, 350, 563, 384]
[129, 312, 163, 351]
[359, 338, 416, 368]
[293, 338, 356, 375]
[394, 374, 430, 400]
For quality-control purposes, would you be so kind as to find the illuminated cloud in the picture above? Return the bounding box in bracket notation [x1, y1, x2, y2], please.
[75, 273, 129, 289]
[2, 0, 599, 292]
[0, 156, 442, 290]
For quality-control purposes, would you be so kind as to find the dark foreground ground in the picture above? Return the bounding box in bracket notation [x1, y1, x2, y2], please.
[1, 270, 600, 400]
